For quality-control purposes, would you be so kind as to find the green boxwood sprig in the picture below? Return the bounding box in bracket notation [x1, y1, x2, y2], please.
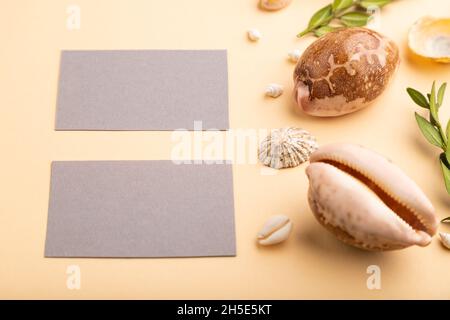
[407, 82, 450, 195]
[297, 0, 392, 38]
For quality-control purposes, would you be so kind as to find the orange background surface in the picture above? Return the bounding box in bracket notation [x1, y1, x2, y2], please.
[1, 0, 450, 299]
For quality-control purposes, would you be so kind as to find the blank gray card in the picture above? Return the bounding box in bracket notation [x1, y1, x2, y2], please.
[55, 50, 229, 130]
[45, 161, 236, 258]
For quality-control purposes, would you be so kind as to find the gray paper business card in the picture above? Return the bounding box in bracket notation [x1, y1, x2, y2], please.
[45, 161, 236, 258]
[55, 50, 229, 130]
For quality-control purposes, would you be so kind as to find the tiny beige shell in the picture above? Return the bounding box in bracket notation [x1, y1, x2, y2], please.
[265, 83, 283, 98]
[259, 0, 292, 11]
[259, 127, 318, 169]
[439, 232, 450, 249]
[408, 16, 450, 63]
[247, 28, 262, 41]
[257, 215, 292, 246]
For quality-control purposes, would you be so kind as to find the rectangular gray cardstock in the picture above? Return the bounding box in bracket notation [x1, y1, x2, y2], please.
[55, 50, 229, 130]
[45, 161, 236, 258]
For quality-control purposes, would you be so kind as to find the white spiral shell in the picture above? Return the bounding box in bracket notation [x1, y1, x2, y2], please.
[259, 127, 318, 169]
[265, 83, 283, 98]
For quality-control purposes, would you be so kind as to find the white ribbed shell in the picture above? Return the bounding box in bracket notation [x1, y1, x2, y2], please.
[259, 127, 318, 169]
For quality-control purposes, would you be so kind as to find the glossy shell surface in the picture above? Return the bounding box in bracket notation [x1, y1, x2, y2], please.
[294, 28, 400, 117]
[306, 143, 438, 251]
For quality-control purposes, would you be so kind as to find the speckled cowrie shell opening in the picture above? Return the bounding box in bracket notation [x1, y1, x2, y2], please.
[305, 143, 438, 251]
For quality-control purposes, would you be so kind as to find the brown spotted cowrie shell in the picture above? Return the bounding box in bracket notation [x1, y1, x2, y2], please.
[305, 143, 438, 251]
[294, 28, 400, 117]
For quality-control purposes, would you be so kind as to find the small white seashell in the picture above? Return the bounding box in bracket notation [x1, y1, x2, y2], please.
[265, 83, 283, 98]
[439, 232, 450, 249]
[259, 127, 318, 169]
[247, 28, 262, 41]
[288, 49, 301, 63]
[258, 215, 292, 246]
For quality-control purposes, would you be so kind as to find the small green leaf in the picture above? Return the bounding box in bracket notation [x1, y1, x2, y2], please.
[406, 87, 430, 109]
[298, 4, 333, 37]
[446, 119, 450, 140]
[340, 12, 370, 27]
[438, 82, 447, 107]
[415, 112, 444, 148]
[442, 217, 450, 224]
[440, 153, 450, 195]
[427, 93, 432, 102]
[359, 0, 391, 9]
[332, 0, 354, 12]
[429, 81, 439, 124]
[308, 4, 333, 28]
[314, 25, 337, 37]
[430, 81, 437, 108]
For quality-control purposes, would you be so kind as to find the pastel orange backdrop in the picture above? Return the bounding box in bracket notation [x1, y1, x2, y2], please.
[1, 0, 450, 299]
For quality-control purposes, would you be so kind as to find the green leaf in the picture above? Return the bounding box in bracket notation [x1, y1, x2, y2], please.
[446, 119, 450, 140]
[340, 12, 370, 27]
[427, 93, 432, 102]
[314, 25, 337, 37]
[332, 0, 354, 12]
[308, 4, 333, 29]
[429, 81, 439, 124]
[406, 87, 430, 109]
[430, 81, 437, 108]
[440, 153, 450, 195]
[298, 4, 333, 37]
[358, 0, 391, 9]
[438, 82, 447, 107]
[415, 112, 444, 148]
[442, 217, 450, 224]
